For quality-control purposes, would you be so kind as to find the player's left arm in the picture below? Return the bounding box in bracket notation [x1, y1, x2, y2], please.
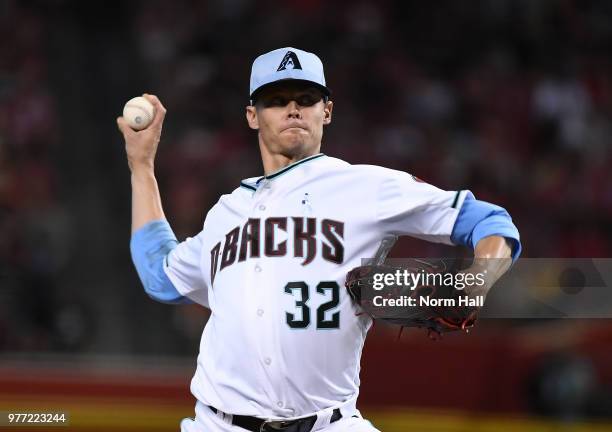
[450, 193, 521, 293]
[375, 170, 520, 297]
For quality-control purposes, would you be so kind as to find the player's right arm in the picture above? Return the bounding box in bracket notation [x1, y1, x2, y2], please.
[117, 93, 167, 234]
[117, 94, 208, 307]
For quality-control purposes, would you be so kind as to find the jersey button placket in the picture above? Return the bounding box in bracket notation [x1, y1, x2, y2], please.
[253, 179, 272, 214]
[254, 262, 264, 317]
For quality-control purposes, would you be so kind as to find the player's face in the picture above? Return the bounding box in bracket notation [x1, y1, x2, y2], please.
[245, 82, 333, 157]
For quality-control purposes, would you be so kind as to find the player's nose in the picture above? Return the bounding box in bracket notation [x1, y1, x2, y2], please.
[287, 100, 302, 119]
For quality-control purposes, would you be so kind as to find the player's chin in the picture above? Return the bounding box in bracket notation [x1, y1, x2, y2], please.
[279, 130, 310, 149]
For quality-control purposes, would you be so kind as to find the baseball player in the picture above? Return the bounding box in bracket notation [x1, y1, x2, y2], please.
[117, 47, 521, 431]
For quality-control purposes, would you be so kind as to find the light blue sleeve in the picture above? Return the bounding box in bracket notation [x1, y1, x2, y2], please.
[450, 193, 522, 262]
[130, 219, 193, 304]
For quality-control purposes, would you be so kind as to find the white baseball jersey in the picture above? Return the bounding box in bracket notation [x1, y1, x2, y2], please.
[163, 153, 469, 418]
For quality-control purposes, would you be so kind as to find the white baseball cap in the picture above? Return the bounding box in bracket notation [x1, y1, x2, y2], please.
[249, 47, 331, 103]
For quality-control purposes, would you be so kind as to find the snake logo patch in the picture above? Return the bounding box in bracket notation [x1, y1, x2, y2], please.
[277, 51, 302, 71]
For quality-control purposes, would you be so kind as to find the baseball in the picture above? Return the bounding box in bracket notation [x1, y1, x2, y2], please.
[122, 96, 155, 130]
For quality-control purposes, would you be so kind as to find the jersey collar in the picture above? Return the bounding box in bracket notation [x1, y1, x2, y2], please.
[240, 153, 325, 191]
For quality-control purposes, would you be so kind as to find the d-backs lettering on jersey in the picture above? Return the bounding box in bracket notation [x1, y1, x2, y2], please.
[211, 217, 344, 283]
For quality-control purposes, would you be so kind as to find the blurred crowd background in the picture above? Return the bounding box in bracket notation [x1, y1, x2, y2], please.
[1, 0, 612, 429]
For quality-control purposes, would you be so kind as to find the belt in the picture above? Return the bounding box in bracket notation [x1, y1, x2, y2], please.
[208, 405, 342, 432]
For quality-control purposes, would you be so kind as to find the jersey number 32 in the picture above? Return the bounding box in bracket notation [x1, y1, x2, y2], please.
[284, 281, 340, 329]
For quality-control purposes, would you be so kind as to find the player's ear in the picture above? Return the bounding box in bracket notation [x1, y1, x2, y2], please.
[323, 100, 333, 125]
[246, 105, 259, 130]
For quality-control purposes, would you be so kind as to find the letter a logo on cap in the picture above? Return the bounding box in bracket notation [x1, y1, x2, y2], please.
[277, 51, 302, 71]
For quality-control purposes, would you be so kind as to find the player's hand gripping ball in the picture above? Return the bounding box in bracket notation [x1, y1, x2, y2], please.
[122, 96, 156, 130]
